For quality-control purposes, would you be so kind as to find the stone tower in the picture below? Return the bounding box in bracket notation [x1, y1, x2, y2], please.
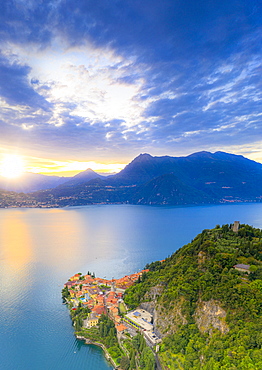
[232, 221, 240, 233]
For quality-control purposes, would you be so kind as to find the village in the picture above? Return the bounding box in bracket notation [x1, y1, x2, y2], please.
[63, 270, 162, 347]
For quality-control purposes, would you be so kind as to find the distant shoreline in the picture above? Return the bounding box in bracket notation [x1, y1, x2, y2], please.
[1, 199, 262, 210]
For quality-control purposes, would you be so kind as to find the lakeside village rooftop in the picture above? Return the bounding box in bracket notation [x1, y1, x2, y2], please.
[64, 270, 161, 345]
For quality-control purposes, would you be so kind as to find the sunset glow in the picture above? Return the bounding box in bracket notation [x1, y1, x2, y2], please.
[0, 155, 25, 179]
[25, 157, 126, 177]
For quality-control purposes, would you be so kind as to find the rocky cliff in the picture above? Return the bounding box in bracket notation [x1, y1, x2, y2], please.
[194, 299, 229, 335]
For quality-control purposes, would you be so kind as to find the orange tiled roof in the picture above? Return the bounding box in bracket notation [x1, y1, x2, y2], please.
[116, 324, 127, 332]
[64, 281, 76, 287]
[83, 276, 95, 282]
[69, 273, 82, 281]
[92, 305, 106, 315]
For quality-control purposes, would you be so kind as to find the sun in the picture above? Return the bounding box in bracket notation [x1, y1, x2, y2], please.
[0, 154, 25, 179]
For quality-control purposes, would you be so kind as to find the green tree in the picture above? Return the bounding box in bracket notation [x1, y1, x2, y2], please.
[120, 356, 130, 370]
[129, 350, 136, 370]
[139, 347, 155, 369]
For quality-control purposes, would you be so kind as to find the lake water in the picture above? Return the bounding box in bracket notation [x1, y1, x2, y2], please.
[1, 203, 262, 369]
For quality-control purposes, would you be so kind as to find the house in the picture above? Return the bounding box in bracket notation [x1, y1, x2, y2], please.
[84, 313, 99, 328]
[95, 277, 111, 285]
[92, 305, 107, 315]
[116, 323, 127, 334]
[234, 264, 250, 274]
[69, 273, 82, 281]
[108, 306, 119, 320]
[96, 296, 104, 304]
[88, 287, 102, 298]
[83, 275, 95, 283]
[106, 297, 118, 306]
[64, 281, 76, 289]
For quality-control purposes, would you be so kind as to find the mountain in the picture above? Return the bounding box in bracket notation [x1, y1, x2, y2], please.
[130, 173, 215, 205]
[35, 150, 262, 206]
[110, 150, 262, 203]
[0, 151, 262, 207]
[0, 168, 104, 193]
[56, 168, 104, 187]
[107, 153, 162, 185]
[111, 151, 262, 191]
[124, 223, 262, 369]
[0, 173, 70, 193]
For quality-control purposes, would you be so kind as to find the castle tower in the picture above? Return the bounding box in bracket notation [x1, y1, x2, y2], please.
[232, 221, 240, 233]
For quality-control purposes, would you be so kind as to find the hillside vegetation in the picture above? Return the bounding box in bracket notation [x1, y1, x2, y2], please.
[124, 224, 262, 369]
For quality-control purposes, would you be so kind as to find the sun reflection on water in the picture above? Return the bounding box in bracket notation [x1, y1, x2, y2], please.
[0, 215, 34, 322]
[0, 215, 33, 269]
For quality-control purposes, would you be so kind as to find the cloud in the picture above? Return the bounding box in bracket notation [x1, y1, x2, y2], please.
[0, 0, 261, 165]
[0, 55, 51, 110]
[53, 0, 260, 65]
[3, 40, 150, 125]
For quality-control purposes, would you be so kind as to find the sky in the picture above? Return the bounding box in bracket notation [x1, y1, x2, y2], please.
[0, 0, 261, 176]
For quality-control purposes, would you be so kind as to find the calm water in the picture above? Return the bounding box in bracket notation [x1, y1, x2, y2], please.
[0, 203, 262, 369]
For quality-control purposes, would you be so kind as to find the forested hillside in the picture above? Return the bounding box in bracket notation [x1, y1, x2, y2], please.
[124, 224, 262, 369]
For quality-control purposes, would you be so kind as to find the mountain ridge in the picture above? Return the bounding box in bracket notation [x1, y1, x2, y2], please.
[0, 151, 261, 207]
[55, 168, 104, 188]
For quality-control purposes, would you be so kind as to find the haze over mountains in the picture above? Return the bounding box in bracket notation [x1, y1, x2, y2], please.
[0, 168, 106, 193]
[0, 172, 69, 193]
[0, 151, 262, 207]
